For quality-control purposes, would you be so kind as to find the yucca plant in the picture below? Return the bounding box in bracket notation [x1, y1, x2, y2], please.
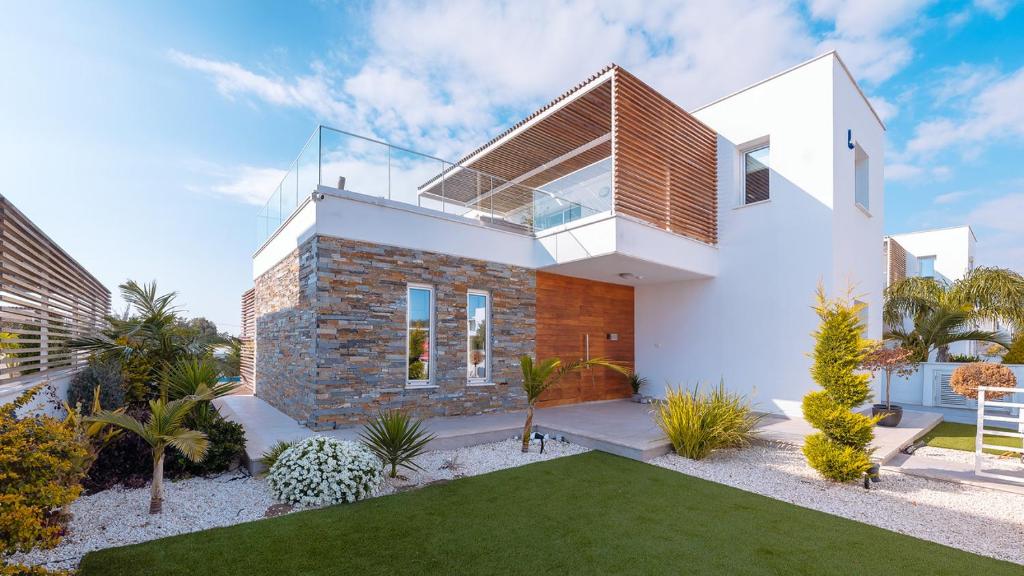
[88, 395, 210, 513]
[360, 410, 436, 478]
[518, 355, 629, 453]
[163, 356, 238, 427]
[259, 440, 295, 475]
[654, 381, 760, 460]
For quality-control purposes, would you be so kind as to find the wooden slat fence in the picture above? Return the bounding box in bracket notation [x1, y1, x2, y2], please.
[0, 195, 110, 392]
[239, 287, 255, 390]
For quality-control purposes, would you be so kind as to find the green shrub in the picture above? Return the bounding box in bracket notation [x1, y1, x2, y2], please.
[360, 410, 435, 478]
[0, 386, 87, 564]
[167, 415, 245, 477]
[802, 287, 876, 482]
[1003, 334, 1024, 364]
[628, 372, 648, 395]
[948, 354, 981, 363]
[82, 406, 153, 492]
[260, 440, 295, 474]
[67, 357, 125, 413]
[653, 381, 760, 460]
[163, 357, 237, 428]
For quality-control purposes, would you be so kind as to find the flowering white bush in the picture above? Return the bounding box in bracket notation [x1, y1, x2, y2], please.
[267, 436, 383, 506]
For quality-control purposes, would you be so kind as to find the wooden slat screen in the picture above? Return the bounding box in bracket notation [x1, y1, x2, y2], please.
[884, 238, 907, 287]
[612, 68, 718, 244]
[0, 196, 110, 391]
[239, 287, 255, 388]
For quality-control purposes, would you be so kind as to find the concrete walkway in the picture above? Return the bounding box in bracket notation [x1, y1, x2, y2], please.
[755, 409, 944, 464]
[215, 395, 943, 473]
[885, 452, 1024, 495]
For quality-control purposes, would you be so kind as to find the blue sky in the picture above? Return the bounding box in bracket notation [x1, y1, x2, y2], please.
[2, 0, 1022, 334]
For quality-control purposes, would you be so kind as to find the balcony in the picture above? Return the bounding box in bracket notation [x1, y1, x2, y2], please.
[256, 126, 611, 244]
[255, 64, 719, 284]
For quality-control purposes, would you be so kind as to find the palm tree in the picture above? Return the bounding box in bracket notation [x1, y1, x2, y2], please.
[164, 357, 238, 428]
[518, 355, 629, 453]
[72, 281, 209, 399]
[884, 267, 1024, 361]
[88, 396, 209, 514]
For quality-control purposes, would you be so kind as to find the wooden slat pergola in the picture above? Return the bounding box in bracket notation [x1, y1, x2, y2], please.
[418, 65, 718, 245]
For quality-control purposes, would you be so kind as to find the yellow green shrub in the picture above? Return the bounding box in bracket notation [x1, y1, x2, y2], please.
[0, 386, 86, 563]
[802, 287, 877, 482]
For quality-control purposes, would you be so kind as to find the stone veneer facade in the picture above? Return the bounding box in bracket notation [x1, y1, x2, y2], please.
[255, 235, 536, 429]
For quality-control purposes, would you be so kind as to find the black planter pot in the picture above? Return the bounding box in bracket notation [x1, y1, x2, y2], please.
[872, 404, 903, 427]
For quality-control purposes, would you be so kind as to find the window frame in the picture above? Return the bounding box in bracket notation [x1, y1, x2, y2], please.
[405, 284, 435, 388]
[465, 289, 492, 385]
[854, 144, 870, 213]
[739, 140, 771, 207]
[919, 256, 936, 279]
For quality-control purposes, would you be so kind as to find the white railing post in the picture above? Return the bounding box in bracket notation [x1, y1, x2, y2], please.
[975, 387, 985, 476]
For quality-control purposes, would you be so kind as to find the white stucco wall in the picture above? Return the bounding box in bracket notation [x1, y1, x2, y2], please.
[888, 226, 976, 285]
[635, 53, 885, 416]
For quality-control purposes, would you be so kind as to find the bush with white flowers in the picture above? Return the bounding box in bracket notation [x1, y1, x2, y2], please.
[267, 436, 383, 506]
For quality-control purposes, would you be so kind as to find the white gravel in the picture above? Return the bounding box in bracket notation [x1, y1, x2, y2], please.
[913, 445, 1024, 471]
[650, 442, 1024, 565]
[12, 437, 585, 570]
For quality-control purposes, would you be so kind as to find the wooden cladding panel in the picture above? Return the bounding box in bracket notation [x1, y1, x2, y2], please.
[0, 196, 110, 388]
[420, 80, 612, 214]
[885, 238, 907, 287]
[612, 68, 718, 244]
[240, 288, 256, 388]
[535, 272, 634, 408]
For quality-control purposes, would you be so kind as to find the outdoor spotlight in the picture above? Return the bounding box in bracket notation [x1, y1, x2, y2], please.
[531, 432, 546, 454]
[618, 272, 643, 280]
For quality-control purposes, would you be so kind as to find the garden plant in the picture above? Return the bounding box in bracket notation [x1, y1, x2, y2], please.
[653, 380, 760, 459]
[802, 287, 878, 482]
[266, 437, 382, 506]
[360, 410, 435, 478]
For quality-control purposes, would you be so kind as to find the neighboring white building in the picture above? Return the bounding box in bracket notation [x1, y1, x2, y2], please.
[247, 51, 885, 428]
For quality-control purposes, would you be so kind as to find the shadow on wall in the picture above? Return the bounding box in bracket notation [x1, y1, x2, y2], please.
[635, 134, 878, 418]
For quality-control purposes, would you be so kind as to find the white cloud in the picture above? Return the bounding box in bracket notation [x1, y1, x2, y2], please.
[869, 95, 899, 122]
[188, 163, 288, 206]
[906, 67, 1024, 157]
[974, 0, 1016, 18]
[933, 190, 971, 204]
[931, 63, 999, 105]
[886, 162, 951, 182]
[967, 192, 1024, 271]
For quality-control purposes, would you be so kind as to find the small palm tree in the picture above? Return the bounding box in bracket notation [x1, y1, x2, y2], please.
[89, 396, 209, 514]
[518, 355, 628, 453]
[164, 357, 237, 428]
[885, 267, 1024, 361]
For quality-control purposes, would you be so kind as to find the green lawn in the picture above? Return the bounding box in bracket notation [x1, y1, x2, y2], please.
[80, 452, 1019, 576]
[922, 421, 1022, 454]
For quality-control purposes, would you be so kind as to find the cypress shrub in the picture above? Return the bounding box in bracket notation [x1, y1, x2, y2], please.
[802, 286, 876, 482]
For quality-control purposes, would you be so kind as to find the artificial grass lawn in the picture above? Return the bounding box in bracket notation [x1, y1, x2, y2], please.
[922, 421, 1022, 454]
[80, 452, 1019, 576]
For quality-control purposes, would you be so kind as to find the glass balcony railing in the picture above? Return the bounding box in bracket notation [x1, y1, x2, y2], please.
[256, 126, 612, 245]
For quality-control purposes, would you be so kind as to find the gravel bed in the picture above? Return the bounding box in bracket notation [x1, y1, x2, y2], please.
[913, 445, 1024, 471]
[650, 443, 1024, 565]
[13, 437, 585, 570]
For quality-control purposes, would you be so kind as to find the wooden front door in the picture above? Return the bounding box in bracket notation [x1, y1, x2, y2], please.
[535, 272, 634, 407]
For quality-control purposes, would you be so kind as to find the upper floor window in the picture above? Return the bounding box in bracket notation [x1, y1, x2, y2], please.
[742, 145, 770, 204]
[466, 291, 490, 383]
[855, 145, 870, 211]
[919, 256, 936, 278]
[407, 285, 433, 386]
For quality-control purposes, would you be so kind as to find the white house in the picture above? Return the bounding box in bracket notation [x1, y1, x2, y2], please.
[245, 51, 884, 429]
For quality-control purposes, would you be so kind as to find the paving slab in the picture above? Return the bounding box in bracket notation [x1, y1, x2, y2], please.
[885, 452, 1024, 495]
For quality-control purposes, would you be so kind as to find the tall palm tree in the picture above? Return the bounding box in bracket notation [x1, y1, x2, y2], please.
[72, 281, 209, 398]
[884, 267, 1024, 361]
[518, 355, 629, 453]
[88, 396, 209, 514]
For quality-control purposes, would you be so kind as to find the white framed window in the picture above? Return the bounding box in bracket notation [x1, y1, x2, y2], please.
[466, 290, 490, 384]
[919, 256, 936, 278]
[406, 285, 433, 387]
[855, 145, 870, 211]
[741, 143, 770, 205]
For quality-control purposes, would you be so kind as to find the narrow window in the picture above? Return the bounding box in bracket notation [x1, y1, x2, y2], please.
[742, 145, 770, 204]
[407, 286, 432, 385]
[855, 145, 869, 211]
[855, 299, 869, 336]
[919, 256, 936, 279]
[467, 291, 490, 383]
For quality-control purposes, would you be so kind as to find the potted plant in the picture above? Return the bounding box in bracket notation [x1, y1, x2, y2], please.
[860, 345, 918, 427]
[628, 372, 648, 403]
